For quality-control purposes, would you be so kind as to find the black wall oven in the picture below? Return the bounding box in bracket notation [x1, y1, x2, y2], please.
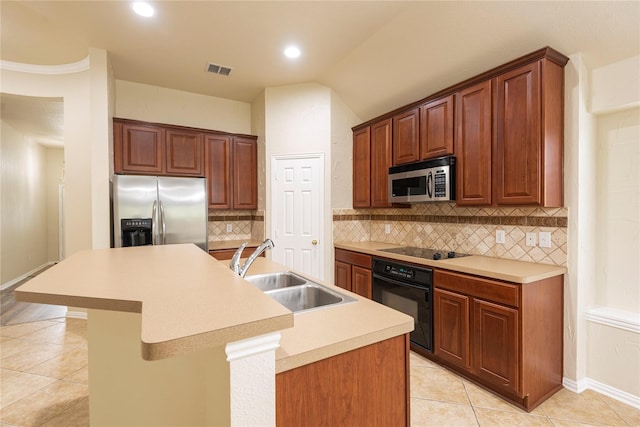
[372, 258, 433, 352]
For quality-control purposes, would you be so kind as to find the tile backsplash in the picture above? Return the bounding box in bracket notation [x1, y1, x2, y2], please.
[208, 210, 264, 242]
[333, 204, 567, 266]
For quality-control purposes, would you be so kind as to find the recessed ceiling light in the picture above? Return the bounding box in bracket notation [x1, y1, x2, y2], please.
[284, 46, 301, 59]
[132, 2, 154, 17]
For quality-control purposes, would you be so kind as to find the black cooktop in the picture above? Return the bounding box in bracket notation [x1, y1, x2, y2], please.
[379, 246, 470, 261]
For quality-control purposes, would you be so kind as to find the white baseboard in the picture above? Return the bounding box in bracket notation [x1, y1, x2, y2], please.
[66, 310, 88, 320]
[563, 376, 640, 409]
[1, 262, 56, 291]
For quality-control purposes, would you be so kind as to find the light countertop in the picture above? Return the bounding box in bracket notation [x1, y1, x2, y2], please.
[335, 241, 566, 283]
[15, 244, 413, 373]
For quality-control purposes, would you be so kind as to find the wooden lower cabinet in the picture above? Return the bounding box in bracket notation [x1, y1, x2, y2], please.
[209, 246, 260, 261]
[276, 334, 410, 427]
[334, 249, 372, 298]
[432, 269, 563, 411]
[434, 288, 470, 368]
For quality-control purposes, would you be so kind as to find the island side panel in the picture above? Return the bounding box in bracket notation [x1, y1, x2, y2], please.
[275, 334, 410, 427]
[88, 309, 231, 426]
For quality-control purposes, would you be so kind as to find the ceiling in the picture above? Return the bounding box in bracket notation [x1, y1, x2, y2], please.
[1, 1, 639, 143]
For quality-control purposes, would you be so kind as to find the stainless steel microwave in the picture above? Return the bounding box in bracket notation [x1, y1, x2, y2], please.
[388, 156, 456, 203]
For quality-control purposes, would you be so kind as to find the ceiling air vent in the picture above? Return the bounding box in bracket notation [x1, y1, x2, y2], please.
[206, 62, 232, 76]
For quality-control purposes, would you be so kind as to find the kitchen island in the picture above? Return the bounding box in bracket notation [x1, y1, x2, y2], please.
[15, 244, 413, 426]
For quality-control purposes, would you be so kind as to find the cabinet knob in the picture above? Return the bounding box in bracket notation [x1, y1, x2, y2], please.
[312, 239, 318, 246]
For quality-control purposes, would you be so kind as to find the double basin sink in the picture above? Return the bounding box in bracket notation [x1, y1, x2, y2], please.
[244, 272, 357, 314]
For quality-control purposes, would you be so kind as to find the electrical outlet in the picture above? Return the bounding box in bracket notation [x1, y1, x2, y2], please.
[384, 224, 391, 234]
[226, 224, 232, 233]
[539, 231, 552, 248]
[526, 232, 536, 247]
[496, 230, 505, 244]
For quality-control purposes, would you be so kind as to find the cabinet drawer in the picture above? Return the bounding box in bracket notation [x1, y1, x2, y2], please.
[434, 270, 519, 308]
[335, 249, 372, 269]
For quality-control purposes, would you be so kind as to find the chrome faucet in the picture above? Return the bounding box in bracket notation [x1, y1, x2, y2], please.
[229, 242, 248, 275]
[229, 238, 275, 278]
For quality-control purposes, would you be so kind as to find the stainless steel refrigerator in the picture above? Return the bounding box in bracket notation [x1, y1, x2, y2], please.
[112, 175, 208, 251]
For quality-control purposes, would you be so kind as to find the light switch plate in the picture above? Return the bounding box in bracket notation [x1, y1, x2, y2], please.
[384, 224, 391, 234]
[496, 230, 505, 244]
[226, 224, 232, 233]
[539, 231, 552, 248]
[526, 232, 536, 247]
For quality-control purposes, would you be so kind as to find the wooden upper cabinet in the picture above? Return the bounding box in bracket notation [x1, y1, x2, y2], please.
[352, 127, 371, 208]
[232, 136, 258, 210]
[206, 135, 257, 210]
[420, 94, 454, 159]
[392, 108, 420, 166]
[114, 119, 204, 177]
[494, 59, 564, 207]
[455, 80, 493, 206]
[351, 47, 568, 208]
[165, 129, 204, 176]
[493, 61, 541, 205]
[370, 118, 393, 208]
[205, 134, 232, 209]
[115, 121, 164, 174]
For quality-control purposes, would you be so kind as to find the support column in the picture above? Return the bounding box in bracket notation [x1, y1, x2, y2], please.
[225, 332, 281, 427]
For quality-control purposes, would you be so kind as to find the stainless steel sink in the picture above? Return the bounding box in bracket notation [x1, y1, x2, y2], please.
[244, 272, 307, 291]
[244, 271, 357, 313]
[265, 284, 356, 313]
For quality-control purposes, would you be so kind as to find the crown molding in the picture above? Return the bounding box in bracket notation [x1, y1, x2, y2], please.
[0, 57, 90, 75]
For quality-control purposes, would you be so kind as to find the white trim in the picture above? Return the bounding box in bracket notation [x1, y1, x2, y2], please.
[562, 376, 588, 393]
[225, 332, 281, 362]
[585, 306, 640, 334]
[563, 376, 640, 409]
[0, 57, 90, 75]
[0, 262, 55, 290]
[65, 310, 87, 320]
[587, 378, 640, 409]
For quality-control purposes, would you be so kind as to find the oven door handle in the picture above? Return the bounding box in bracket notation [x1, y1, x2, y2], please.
[372, 273, 431, 291]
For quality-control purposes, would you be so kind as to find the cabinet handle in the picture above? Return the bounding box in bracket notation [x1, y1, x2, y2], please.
[312, 240, 318, 245]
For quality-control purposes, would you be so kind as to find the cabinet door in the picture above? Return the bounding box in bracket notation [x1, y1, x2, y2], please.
[420, 95, 454, 159]
[455, 80, 492, 206]
[232, 136, 258, 209]
[392, 108, 420, 165]
[494, 61, 541, 205]
[472, 299, 519, 393]
[352, 127, 371, 208]
[434, 288, 470, 368]
[370, 118, 393, 208]
[116, 122, 164, 174]
[335, 260, 352, 292]
[352, 266, 372, 299]
[165, 129, 204, 176]
[205, 134, 232, 209]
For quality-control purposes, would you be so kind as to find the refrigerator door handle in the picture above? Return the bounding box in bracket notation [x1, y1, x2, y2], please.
[152, 200, 159, 245]
[159, 200, 166, 245]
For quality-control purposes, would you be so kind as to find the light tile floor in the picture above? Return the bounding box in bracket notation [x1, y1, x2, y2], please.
[1, 318, 639, 426]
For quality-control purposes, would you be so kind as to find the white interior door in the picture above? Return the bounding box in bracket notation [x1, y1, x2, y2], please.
[271, 154, 324, 279]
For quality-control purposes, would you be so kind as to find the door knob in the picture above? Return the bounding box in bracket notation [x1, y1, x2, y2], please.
[312, 239, 318, 245]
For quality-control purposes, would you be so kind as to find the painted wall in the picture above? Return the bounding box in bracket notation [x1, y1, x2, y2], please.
[115, 80, 252, 135]
[1, 68, 91, 257]
[46, 148, 64, 262]
[330, 91, 360, 209]
[0, 121, 49, 284]
[585, 56, 640, 402]
[564, 53, 598, 390]
[264, 83, 358, 280]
